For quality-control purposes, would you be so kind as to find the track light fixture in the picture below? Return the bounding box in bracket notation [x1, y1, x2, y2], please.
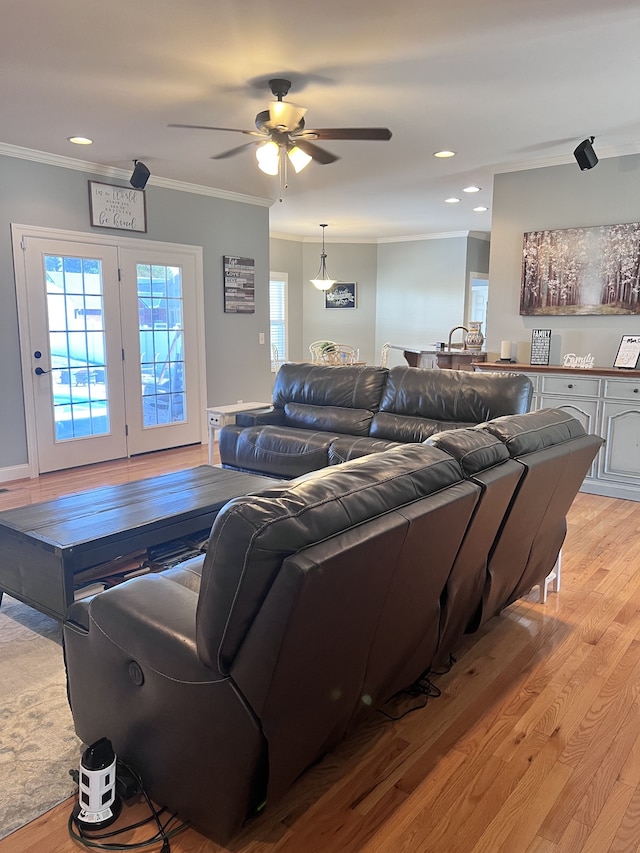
[310, 224, 336, 291]
[130, 160, 150, 189]
[573, 137, 598, 171]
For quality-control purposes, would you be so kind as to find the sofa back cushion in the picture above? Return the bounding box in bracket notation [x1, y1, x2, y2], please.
[196, 444, 464, 675]
[283, 402, 373, 435]
[272, 362, 388, 412]
[376, 366, 533, 423]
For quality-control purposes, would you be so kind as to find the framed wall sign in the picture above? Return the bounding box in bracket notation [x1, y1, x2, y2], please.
[613, 335, 640, 369]
[530, 328, 551, 365]
[324, 282, 357, 309]
[88, 181, 147, 232]
[223, 256, 255, 313]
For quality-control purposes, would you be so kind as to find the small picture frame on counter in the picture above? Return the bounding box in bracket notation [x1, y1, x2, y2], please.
[613, 335, 640, 369]
[530, 329, 551, 365]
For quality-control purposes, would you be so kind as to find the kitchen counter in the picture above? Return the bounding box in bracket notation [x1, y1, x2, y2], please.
[390, 344, 486, 371]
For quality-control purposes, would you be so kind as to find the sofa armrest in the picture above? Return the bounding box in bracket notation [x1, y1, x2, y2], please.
[235, 407, 281, 427]
[66, 573, 207, 681]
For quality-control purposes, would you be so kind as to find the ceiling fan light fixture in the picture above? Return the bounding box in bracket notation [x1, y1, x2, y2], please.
[287, 144, 312, 173]
[310, 224, 337, 291]
[256, 140, 280, 175]
[269, 100, 307, 131]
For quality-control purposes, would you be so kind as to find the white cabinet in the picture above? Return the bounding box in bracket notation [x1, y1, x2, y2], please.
[474, 365, 640, 502]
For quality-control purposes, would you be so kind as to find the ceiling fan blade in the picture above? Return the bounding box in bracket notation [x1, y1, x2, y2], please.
[301, 128, 392, 141]
[210, 141, 259, 160]
[294, 139, 339, 165]
[168, 123, 257, 135]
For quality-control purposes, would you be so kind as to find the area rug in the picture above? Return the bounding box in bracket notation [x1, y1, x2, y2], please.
[0, 595, 81, 840]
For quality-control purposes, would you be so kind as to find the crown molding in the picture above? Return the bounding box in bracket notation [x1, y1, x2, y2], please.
[271, 229, 490, 244]
[492, 142, 640, 175]
[0, 142, 273, 208]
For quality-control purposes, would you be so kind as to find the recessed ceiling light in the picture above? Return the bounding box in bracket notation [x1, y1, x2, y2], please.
[473, 206, 488, 212]
[445, 197, 461, 204]
[434, 150, 456, 158]
[463, 185, 481, 193]
[68, 136, 93, 145]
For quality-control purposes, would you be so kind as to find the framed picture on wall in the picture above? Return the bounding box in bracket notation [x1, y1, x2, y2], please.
[223, 255, 255, 313]
[324, 282, 357, 309]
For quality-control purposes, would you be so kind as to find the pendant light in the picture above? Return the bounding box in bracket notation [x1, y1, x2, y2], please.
[310, 224, 336, 291]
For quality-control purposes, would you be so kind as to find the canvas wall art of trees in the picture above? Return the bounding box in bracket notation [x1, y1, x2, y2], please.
[520, 222, 640, 315]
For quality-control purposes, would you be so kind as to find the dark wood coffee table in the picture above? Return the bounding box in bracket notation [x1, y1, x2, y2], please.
[0, 466, 275, 620]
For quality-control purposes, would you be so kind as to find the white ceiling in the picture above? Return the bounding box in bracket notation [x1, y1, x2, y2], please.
[2, 0, 639, 240]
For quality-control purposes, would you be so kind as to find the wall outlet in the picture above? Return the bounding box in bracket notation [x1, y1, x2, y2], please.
[259, 332, 265, 345]
[237, 399, 243, 404]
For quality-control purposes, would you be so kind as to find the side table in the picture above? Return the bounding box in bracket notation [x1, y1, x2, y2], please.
[207, 402, 272, 464]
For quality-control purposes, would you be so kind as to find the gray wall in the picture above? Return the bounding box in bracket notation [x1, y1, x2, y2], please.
[488, 153, 640, 364]
[376, 236, 472, 367]
[303, 241, 378, 365]
[0, 153, 271, 471]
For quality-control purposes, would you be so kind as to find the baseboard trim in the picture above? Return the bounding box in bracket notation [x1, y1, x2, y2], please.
[0, 463, 31, 485]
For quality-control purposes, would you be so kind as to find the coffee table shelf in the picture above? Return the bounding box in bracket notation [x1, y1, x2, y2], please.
[0, 466, 273, 620]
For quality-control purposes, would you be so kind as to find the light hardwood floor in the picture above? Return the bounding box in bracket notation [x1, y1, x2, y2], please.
[1, 449, 640, 852]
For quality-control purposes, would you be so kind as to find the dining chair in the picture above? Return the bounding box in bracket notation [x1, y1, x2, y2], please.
[309, 340, 338, 364]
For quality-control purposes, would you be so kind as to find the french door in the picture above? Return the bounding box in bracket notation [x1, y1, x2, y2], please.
[14, 227, 205, 474]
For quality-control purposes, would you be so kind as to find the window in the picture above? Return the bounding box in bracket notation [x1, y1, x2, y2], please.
[269, 273, 288, 371]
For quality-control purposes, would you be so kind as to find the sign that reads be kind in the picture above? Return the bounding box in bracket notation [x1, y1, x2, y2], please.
[89, 181, 147, 232]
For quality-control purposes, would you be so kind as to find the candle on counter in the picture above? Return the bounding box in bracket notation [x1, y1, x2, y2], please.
[500, 340, 512, 360]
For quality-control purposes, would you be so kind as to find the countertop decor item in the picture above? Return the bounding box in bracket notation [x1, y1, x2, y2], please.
[465, 321, 484, 352]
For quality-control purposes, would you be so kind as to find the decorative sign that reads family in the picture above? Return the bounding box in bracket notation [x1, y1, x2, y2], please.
[88, 181, 147, 232]
[530, 328, 551, 365]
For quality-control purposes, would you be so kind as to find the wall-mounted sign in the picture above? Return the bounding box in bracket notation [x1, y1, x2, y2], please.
[88, 181, 147, 232]
[223, 256, 255, 313]
[324, 282, 357, 309]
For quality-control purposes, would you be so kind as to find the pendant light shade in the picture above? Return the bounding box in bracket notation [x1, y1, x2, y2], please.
[310, 224, 336, 291]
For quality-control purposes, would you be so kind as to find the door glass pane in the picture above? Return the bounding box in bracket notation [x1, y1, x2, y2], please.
[137, 264, 186, 427]
[44, 254, 110, 440]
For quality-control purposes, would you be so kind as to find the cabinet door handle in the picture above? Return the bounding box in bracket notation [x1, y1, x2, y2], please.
[634, 388, 639, 394]
[567, 383, 574, 389]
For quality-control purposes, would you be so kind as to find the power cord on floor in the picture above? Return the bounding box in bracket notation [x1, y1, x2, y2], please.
[377, 654, 456, 722]
[67, 760, 189, 852]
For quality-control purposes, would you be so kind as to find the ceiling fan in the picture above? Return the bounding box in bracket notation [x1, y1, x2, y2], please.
[168, 78, 392, 174]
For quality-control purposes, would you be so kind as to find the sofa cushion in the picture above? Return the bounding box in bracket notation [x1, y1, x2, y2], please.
[328, 436, 405, 464]
[479, 407, 587, 456]
[377, 366, 533, 422]
[196, 444, 465, 674]
[273, 362, 388, 411]
[220, 424, 341, 479]
[284, 402, 373, 436]
[370, 412, 471, 442]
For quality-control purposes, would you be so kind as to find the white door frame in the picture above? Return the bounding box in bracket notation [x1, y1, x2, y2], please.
[12, 223, 207, 478]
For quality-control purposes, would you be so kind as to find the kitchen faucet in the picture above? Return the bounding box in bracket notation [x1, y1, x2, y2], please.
[447, 325, 469, 351]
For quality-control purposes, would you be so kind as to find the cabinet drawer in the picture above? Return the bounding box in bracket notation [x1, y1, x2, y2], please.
[603, 378, 640, 402]
[540, 375, 600, 397]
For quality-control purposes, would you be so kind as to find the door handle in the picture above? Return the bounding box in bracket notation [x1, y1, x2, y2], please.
[34, 366, 50, 376]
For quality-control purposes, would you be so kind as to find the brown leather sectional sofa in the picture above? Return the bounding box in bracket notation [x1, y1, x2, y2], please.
[63, 407, 603, 844]
[219, 363, 534, 478]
